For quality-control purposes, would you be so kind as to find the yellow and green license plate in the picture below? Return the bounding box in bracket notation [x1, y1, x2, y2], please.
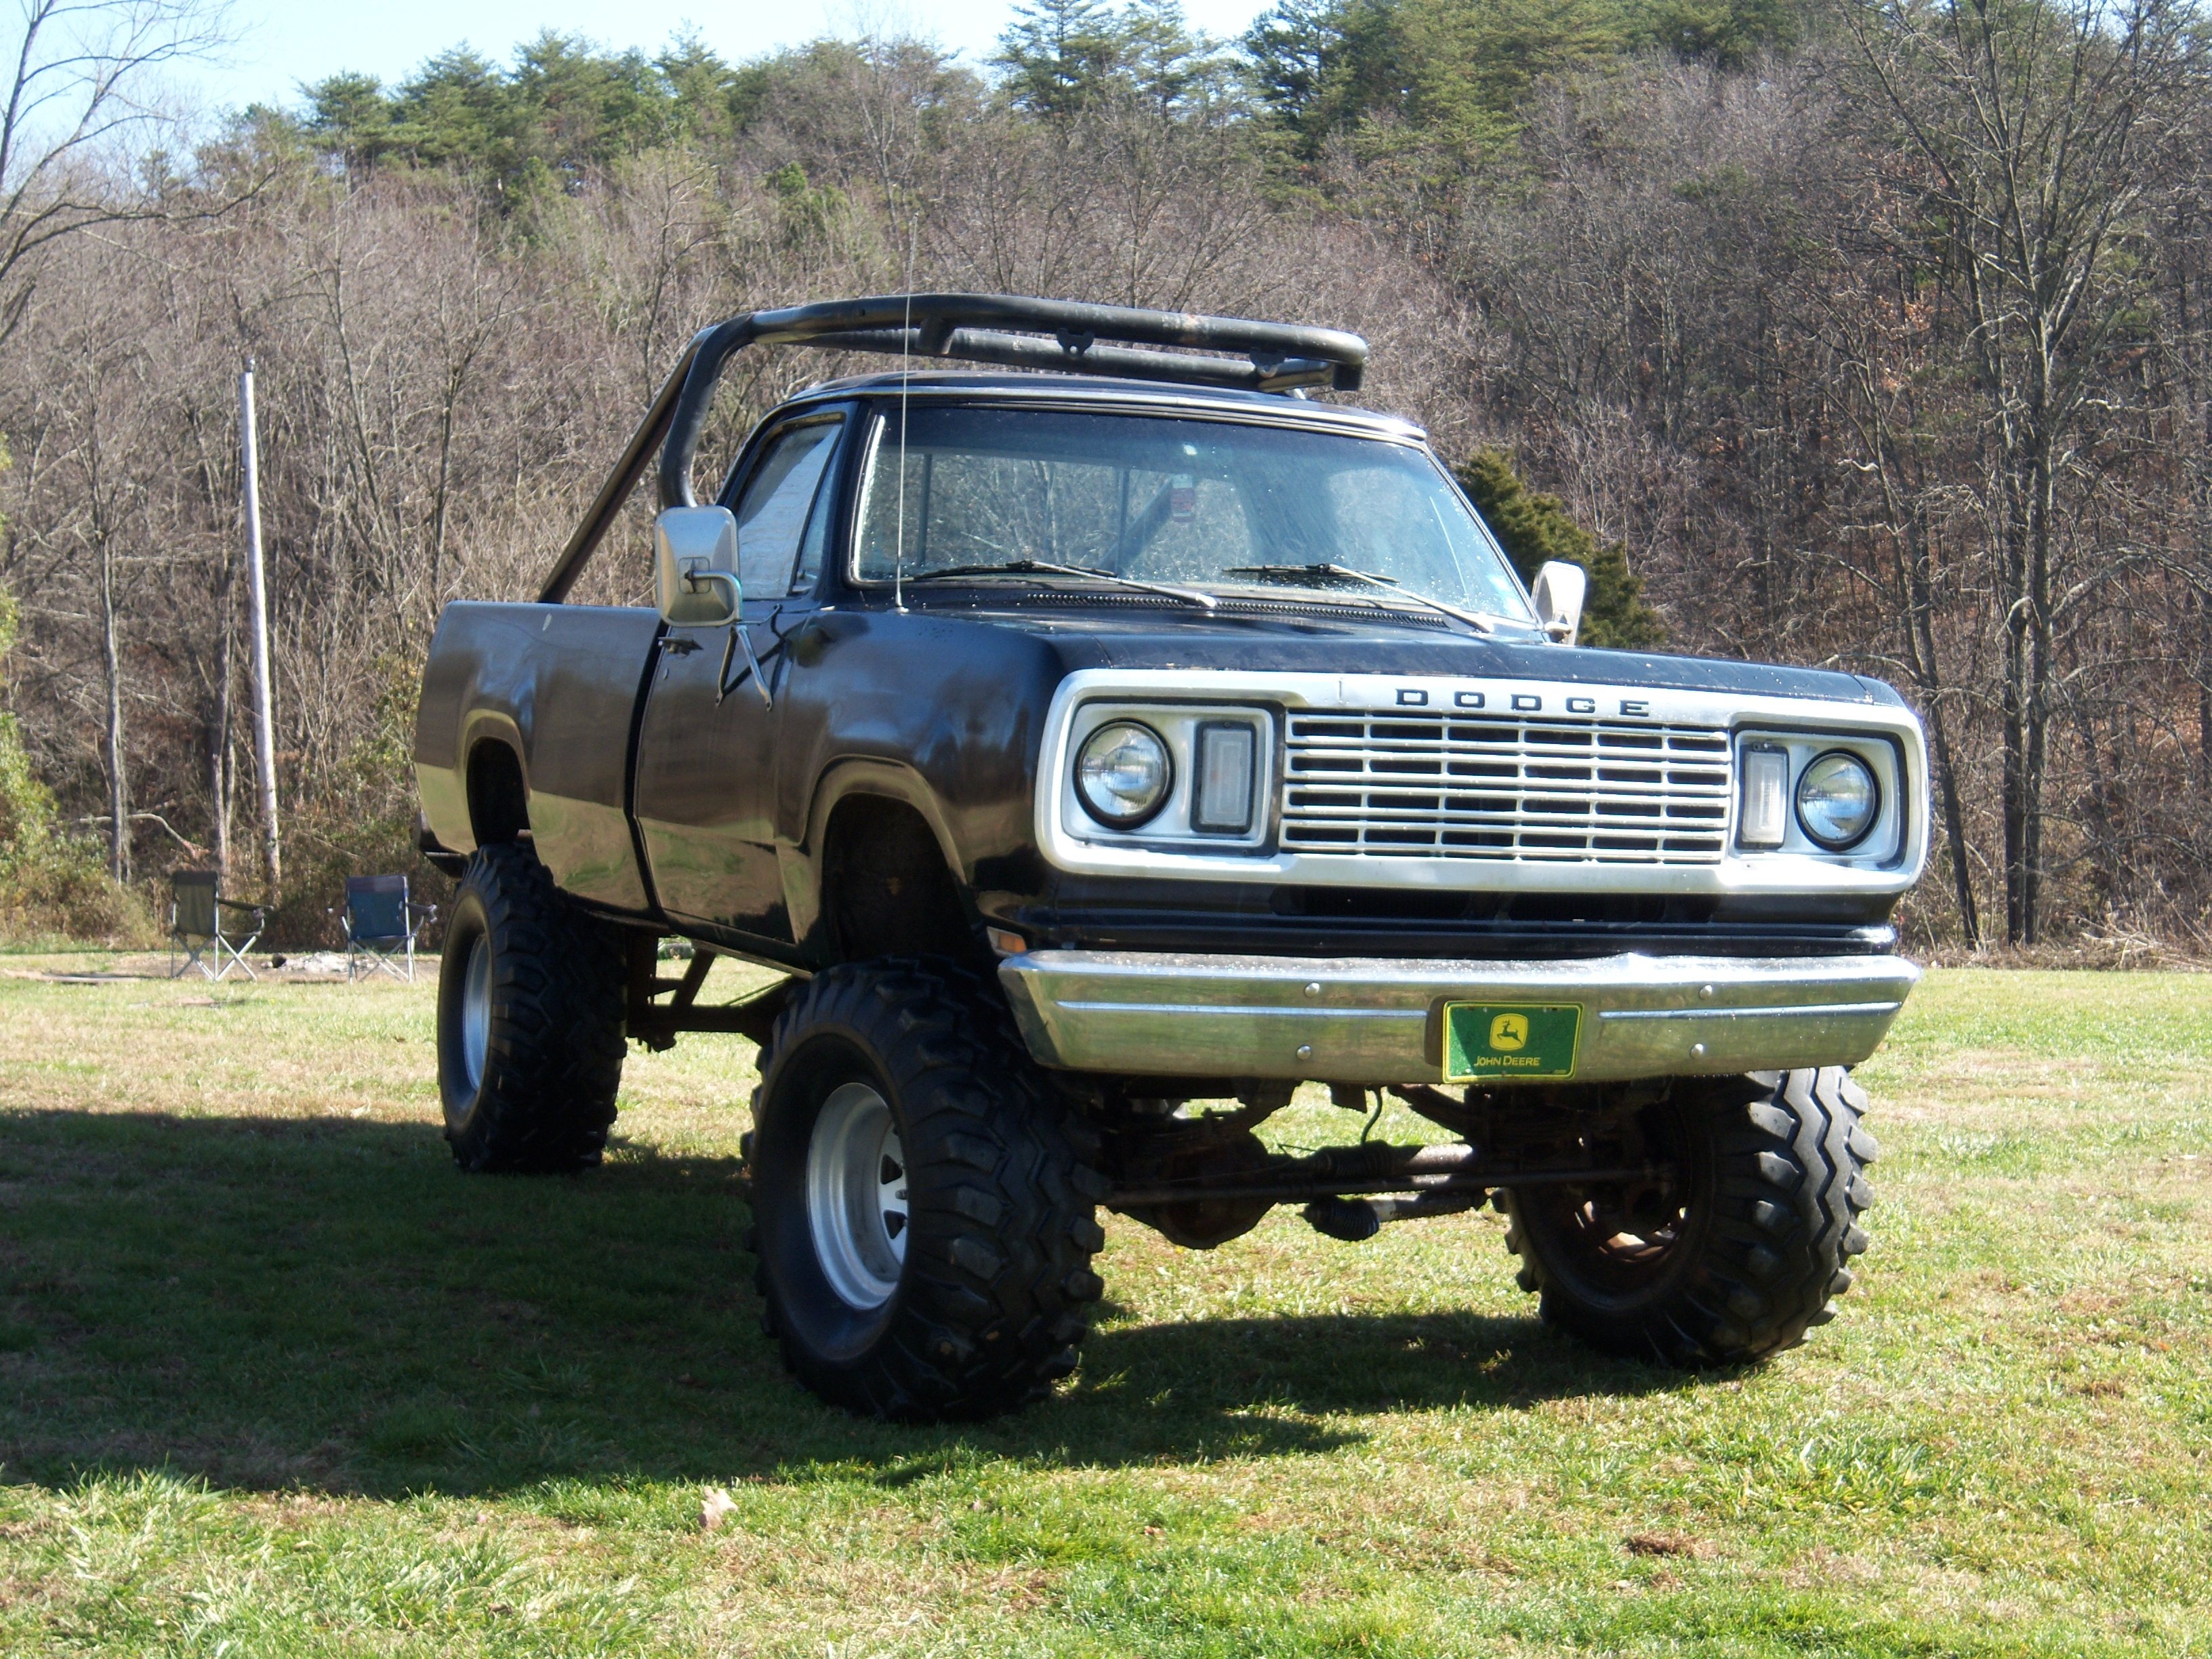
[1442, 1003, 1583, 1082]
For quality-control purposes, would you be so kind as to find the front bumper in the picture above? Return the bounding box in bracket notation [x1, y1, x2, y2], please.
[997, 949, 1920, 1084]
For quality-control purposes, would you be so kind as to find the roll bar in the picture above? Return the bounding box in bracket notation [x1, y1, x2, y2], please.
[537, 293, 1369, 602]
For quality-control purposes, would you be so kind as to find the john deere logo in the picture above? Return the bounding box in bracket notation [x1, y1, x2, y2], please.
[1446, 1003, 1581, 1081]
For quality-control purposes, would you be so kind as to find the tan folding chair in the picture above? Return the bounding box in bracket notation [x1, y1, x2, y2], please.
[169, 872, 266, 981]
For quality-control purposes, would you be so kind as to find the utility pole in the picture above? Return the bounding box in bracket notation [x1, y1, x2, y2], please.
[239, 359, 279, 901]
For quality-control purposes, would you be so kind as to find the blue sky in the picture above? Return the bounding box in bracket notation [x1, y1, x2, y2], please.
[181, 1, 1278, 115]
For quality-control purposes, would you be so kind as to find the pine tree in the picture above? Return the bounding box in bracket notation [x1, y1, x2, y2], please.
[998, 0, 1233, 119]
[303, 73, 396, 173]
[1454, 449, 1665, 651]
[996, 0, 1126, 117]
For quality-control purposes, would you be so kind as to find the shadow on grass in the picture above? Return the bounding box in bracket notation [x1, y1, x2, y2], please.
[0, 1107, 1687, 1498]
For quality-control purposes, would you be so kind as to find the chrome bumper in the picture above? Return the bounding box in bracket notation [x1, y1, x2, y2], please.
[997, 950, 1919, 1084]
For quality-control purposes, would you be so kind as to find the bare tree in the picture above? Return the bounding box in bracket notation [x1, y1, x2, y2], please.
[1804, 263, 1988, 945]
[0, 0, 232, 341]
[1843, 0, 2207, 943]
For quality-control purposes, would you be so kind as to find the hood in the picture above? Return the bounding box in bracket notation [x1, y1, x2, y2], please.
[904, 598, 1896, 706]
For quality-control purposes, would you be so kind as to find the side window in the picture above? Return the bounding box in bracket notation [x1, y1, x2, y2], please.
[732, 419, 842, 598]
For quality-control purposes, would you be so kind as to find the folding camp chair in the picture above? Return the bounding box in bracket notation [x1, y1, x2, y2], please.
[337, 874, 436, 982]
[169, 871, 267, 981]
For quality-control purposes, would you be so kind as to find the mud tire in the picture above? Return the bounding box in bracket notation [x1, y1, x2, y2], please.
[1502, 1066, 1877, 1364]
[436, 842, 628, 1173]
[746, 958, 1107, 1420]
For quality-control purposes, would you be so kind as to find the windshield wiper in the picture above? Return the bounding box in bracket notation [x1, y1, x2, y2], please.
[905, 558, 1216, 610]
[1221, 562, 1501, 634]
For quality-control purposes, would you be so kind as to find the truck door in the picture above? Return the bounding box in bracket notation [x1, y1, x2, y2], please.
[633, 410, 846, 949]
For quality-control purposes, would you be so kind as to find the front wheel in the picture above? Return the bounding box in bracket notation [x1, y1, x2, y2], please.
[747, 959, 1107, 1420]
[1502, 1067, 1877, 1364]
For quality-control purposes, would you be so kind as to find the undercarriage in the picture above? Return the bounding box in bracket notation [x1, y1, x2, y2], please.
[1088, 1080, 1679, 1249]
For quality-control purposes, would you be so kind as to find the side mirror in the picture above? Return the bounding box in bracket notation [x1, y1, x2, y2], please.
[1531, 560, 1587, 646]
[654, 506, 741, 627]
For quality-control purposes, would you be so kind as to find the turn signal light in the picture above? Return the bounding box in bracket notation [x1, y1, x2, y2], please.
[1738, 745, 1788, 848]
[1192, 722, 1256, 834]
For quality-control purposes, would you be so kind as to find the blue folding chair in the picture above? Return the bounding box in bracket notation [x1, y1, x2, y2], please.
[337, 875, 436, 981]
[170, 870, 266, 981]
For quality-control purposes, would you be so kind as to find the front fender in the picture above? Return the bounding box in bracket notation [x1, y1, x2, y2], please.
[784, 760, 973, 956]
[770, 609, 1073, 959]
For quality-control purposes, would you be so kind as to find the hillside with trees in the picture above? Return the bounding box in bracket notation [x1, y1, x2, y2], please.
[1, 0, 2207, 950]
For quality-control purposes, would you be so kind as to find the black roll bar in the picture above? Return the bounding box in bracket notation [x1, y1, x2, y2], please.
[536, 293, 1369, 603]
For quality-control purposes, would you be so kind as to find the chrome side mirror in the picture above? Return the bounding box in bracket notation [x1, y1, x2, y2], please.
[654, 506, 741, 626]
[1531, 560, 1587, 646]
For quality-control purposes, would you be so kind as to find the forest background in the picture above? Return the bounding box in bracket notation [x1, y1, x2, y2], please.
[1, 0, 2209, 955]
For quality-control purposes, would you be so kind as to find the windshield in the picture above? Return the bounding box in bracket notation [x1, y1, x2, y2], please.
[853, 406, 1537, 626]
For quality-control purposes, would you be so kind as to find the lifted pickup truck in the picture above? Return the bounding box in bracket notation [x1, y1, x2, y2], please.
[415, 295, 1923, 1421]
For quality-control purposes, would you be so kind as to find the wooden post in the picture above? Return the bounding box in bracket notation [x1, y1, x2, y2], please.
[239, 359, 279, 901]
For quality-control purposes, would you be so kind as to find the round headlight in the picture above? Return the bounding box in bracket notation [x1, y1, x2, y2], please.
[1076, 720, 1172, 829]
[1795, 750, 1879, 850]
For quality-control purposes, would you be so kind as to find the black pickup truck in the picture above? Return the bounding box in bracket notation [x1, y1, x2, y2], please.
[415, 295, 1924, 1421]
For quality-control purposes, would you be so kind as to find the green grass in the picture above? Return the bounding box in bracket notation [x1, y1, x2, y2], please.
[0, 958, 2206, 1656]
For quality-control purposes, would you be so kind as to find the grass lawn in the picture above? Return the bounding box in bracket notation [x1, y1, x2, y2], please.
[0, 958, 2205, 1656]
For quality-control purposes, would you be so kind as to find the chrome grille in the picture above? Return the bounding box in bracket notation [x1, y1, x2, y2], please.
[1280, 712, 1734, 863]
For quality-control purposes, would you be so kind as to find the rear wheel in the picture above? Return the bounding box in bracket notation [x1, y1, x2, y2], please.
[1502, 1067, 1877, 1364]
[436, 842, 628, 1173]
[747, 958, 1107, 1420]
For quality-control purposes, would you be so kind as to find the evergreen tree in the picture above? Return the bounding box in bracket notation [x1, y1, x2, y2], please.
[1629, 0, 1799, 66]
[508, 33, 674, 181]
[1455, 449, 1665, 651]
[304, 73, 396, 173]
[1404, 0, 1623, 157]
[1243, 0, 1406, 152]
[1119, 1, 1240, 115]
[997, 0, 1126, 117]
[1243, 0, 1340, 123]
[998, 0, 1236, 119]
[1244, 0, 1800, 158]
[655, 33, 743, 143]
[388, 48, 512, 175]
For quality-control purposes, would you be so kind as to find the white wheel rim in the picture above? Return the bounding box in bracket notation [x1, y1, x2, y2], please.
[805, 1080, 908, 1311]
[459, 935, 491, 1093]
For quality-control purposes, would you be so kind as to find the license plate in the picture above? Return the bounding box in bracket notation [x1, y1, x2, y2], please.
[1442, 1003, 1582, 1082]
